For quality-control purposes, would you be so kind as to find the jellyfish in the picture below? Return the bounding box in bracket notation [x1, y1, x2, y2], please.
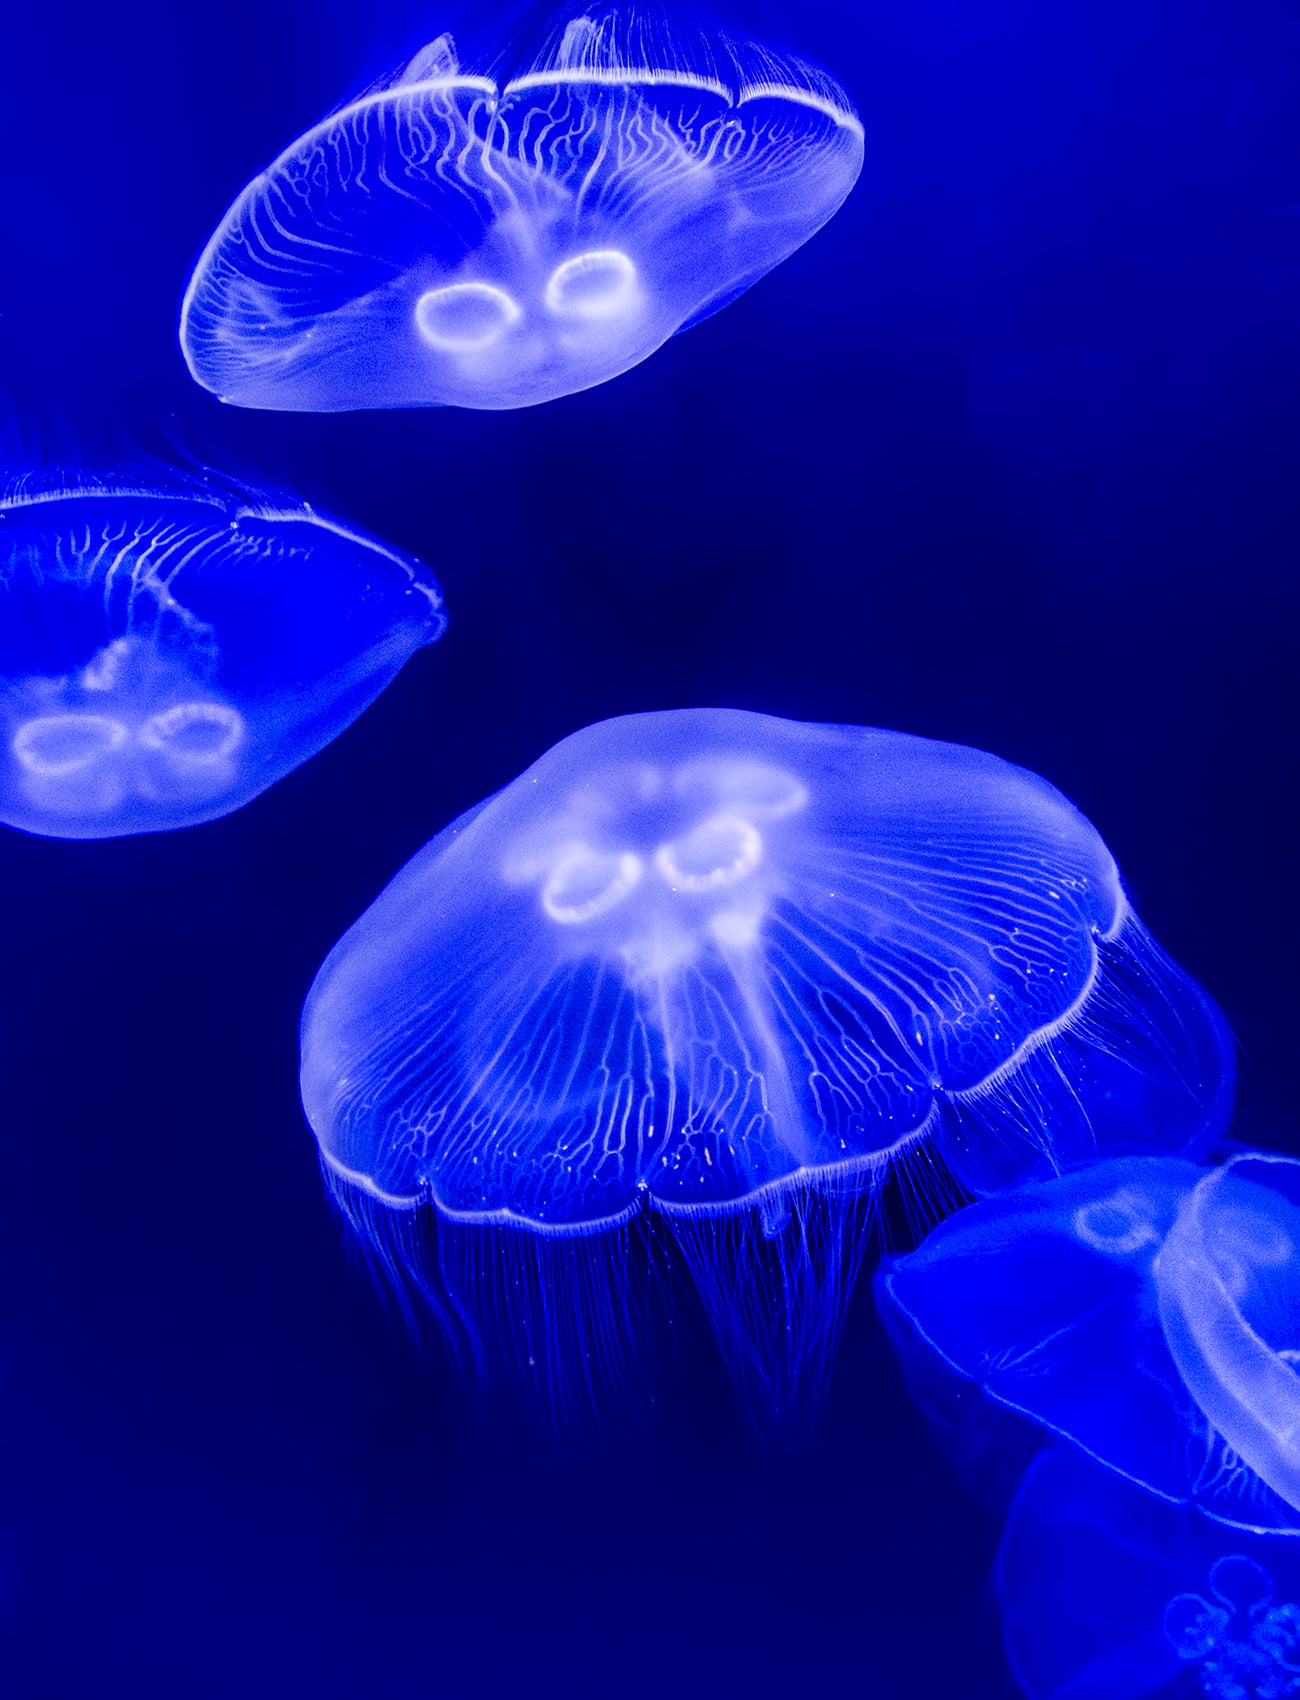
[299, 707, 1232, 1422]
[999, 1446, 1300, 1700]
[179, 3, 864, 412]
[877, 1154, 1300, 1533]
[1157, 1155, 1300, 1520]
[0, 472, 445, 838]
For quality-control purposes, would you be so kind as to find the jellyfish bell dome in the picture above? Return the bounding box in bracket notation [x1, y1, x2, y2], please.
[878, 1153, 1300, 1535]
[179, 4, 864, 412]
[301, 707, 1232, 1231]
[1157, 1152, 1300, 1519]
[300, 707, 1234, 1421]
[0, 473, 445, 838]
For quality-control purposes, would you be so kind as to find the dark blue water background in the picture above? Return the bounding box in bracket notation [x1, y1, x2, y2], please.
[1, 0, 1297, 1693]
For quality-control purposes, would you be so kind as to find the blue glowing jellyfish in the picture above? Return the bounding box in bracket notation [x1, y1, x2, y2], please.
[999, 1446, 1300, 1700]
[1158, 1154, 1300, 1520]
[0, 473, 445, 838]
[878, 1154, 1300, 1533]
[299, 708, 1232, 1420]
[179, 4, 863, 412]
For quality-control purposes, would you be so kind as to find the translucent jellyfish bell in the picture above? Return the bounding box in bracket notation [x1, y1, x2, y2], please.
[999, 1447, 1300, 1700]
[179, 5, 864, 411]
[0, 475, 445, 838]
[878, 1155, 1300, 1533]
[300, 708, 1232, 1421]
[1157, 1154, 1300, 1519]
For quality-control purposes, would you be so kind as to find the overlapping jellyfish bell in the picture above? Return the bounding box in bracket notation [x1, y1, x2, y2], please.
[300, 708, 1231, 1417]
[999, 1447, 1300, 1700]
[179, 5, 864, 410]
[878, 1155, 1300, 1533]
[0, 475, 445, 837]
[1157, 1154, 1300, 1520]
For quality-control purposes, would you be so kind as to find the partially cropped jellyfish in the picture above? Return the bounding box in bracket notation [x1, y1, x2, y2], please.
[877, 1154, 1300, 1532]
[999, 1447, 1300, 1700]
[0, 472, 445, 837]
[300, 708, 1232, 1423]
[179, 3, 863, 411]
[1158, 1155, 1300, 1520]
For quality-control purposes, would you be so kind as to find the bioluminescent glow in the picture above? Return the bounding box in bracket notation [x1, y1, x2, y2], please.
[999, 1447, 1300, 1700]
[180, 4, 863, 411]
[300, 707, 1232, 1423]
[0, 475, 445, 838]
[1158, 1154, 1300, 1521]
[878, 1155, 1300, 1533]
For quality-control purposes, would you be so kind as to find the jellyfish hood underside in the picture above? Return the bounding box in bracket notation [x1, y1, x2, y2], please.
[180, 12, 865, 411]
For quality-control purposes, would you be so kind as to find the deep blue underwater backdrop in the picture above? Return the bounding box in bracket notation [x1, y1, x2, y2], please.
[2, 0, 1299, 1694]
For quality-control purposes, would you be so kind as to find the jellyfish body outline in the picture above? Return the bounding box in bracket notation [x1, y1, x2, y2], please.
[0, 475, 446, 838]
[180, 5, 865, 411]
[301, 709, 1234, 1232]
[878, 1154, 1300, 1535]
[1157, 1153, 1300, 1519]
[298, 708, 1234, 1424]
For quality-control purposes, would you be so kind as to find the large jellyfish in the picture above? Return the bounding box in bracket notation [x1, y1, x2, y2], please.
[299, 708, 1232, 1422]
[878, 1153, 1300, 1532]
[0, 473, 445, 838]
[999, 1446, 1300, 1700]
[179, 4, 863, 412]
